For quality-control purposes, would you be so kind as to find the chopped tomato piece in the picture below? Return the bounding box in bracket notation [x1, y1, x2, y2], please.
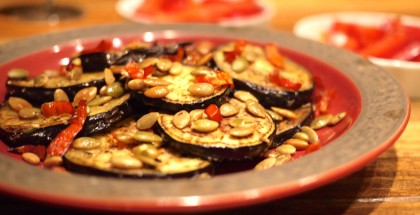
[143, 65, 154, 78]
[41, 101, 75, 117]
[205, 104, 223, 123]
[268, 70, 301, 91]
[124, 62, 143, 79]
[195, 71, 234, 89]
[265, 43, 285, 68]
[47, 100, 88, 157]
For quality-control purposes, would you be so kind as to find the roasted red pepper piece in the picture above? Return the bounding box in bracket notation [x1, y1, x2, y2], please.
[41, 101, 75, 117]
[47, 100, 88, 157]
[265, 43, 285, 68]
[204, 104, 223, 123]
[223, 40, 247, 63]
[313, 77, 336, 116]
[124, 61, 143, 79]
[167, 47, 185, 62]
[268, 70, 301, 91]
[8, 145, 46, 160]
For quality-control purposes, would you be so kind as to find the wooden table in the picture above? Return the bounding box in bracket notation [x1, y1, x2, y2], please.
[1, 0, 420, 214]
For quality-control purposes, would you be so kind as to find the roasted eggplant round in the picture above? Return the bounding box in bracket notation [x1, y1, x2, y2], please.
[213, 42, 314, 109]
[157, 99, 276, 161]
[0, 93, 136, 147]
[63, 119, 212, 179]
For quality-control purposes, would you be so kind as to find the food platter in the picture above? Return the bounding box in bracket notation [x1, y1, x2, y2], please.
[0, 23, 410, 213]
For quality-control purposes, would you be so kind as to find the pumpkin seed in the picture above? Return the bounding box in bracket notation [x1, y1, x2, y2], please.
[266, 109, 283, 121]
[67, 67, 83, 81]
[139, 57, 158, 68]
[188, 83, 215, 97]
[111, 156, 142, 169]
[33, 74, 49, 87]
[8, 97, 32, 111]
[229, 126, 254, 137]
[301, 126, 319, 144]
[233, 90, 258, 102]
[132, 131, 163, 143]
[18, 107, 41, 119]
[44, 156, 63, 168]
[132, 144, 159, 159]
[144, 86, 169, 98]
[246, 100, 266, 118]
[72, 137, 101, 150]
[274, 154, 292, 166]
[196, 41, 214, 55]
[169, 62, 183, 75]
[173, 110, 191, 129]
[189, 109, 205, 121]
[270, 107, 297, 119]
[228, 117, 255, 128]
[275, 144, 296, 154]
[88, 95, 112, 107]
[219, 103, 239, 117]
[8, 69, 28, 79]
[191, 66, 212, 76]
[254, 157, 276, 170]
[106, 82, 125, 98]
[115, 133, 136, 144]
[330, 112, 347, 125]
[143, 78, 170, 87]
[104, 68, 115, 85]
[264, 150, 282, 158]
[133, 154, 159, 167]
[127, 79, 145, 91]
[191, 119, 219, 132]
[293, 132, 310, 142]
[284, 138, 309, 150]
[231, 56, 249, 73]
[73, 87, 97, 105]
[22, 152, 40, 165]
[136, 112, 159, 130]
[156, 58, 173, 71]
[54, 89, 70, 101]
[99, 85, 108, 96]
[310, 114, 333, 129]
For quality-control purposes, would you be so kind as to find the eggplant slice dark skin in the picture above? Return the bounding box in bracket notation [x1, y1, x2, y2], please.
[63, 119, 212, 179]
[213, 42, 314, 109]
[0, 93, 137, 147]
[156, 99, 276, 161]
[271, 103, 314, 147]
[6, 72, 106, 106]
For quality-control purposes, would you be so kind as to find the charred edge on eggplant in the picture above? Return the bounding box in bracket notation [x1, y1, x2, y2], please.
[271, 103, 314, 147]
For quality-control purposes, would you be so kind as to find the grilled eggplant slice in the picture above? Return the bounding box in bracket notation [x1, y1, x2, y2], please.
[271, 103, 314, 147]
[6, 72, 106, 106]
[213, 42, 314, 109]
[63, 119, 212, 179]
[0, 93, 136, 147]
[157, 99, 276, 161]
[131, 63, 232, 113]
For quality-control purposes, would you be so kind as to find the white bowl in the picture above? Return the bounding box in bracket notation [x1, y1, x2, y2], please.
[293, 11, 420, 98]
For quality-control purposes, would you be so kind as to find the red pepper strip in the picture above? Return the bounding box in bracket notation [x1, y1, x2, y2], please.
[8, 145, 46, 160]
[81, 40, 113, 54]
[47, 100, 88, 157]
[265, 43, 285, 69]
[195, 71, 234, 89]
[143, 65, 154, 78]
[268, 70, 301, 91]
[204, 104, 223, 123]
[167, 47, 185, 62]
[314, 88, 336, 117]
[41, 101, 75, 118]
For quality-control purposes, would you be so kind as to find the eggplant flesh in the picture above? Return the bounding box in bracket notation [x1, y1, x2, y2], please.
[6, 72, 106, 106]
[271, 103, 314, 147]
[63, 120, 212, 179]
[0, 93, 135, 147]
[157, 99, 276, 161]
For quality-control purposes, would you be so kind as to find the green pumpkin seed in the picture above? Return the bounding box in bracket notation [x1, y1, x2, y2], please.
[72, 137, 101, 150]
[136, 112, 159, 130]
[132, 131, 163, 143]
[106, 82, 125, 98]
[191, 119, 219, 132]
